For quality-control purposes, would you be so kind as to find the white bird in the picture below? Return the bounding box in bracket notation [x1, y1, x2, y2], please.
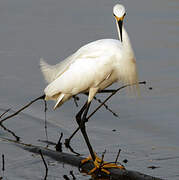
[40, 4, 139, 110]
[40, 4, 139, 174]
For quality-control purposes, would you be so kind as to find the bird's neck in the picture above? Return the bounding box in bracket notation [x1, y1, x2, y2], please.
[116, 21, 134, 57]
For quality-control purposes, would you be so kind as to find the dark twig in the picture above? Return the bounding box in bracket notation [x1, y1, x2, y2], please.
[93, 96, 119, 118]
[98, 89, 117, 93]
[70, 171, 76, 180]
[55, 133, 63, 152]
[95, 150, 109, 178]
[115, 149, 121, 164]
[0, 122, 20, 141]
[84, 93, 119, 118]
[43, 99, 48, 143]
[2, 154, 5, 172]
[65, 129, 81, 156]
[0, 94, 45, 124]
[0, 109, 20, 140]
[65, 142, 80, 156]
[1, 154, 5, 180]
[99, 150, 106, 168]
[0, 109, 11, 119]
[63, 175, 70, 180]
[39, 150, 48, 180]
[0, 95, 45, 141]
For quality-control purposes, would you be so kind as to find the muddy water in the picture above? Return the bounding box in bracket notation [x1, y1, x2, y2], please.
[0, 0, 179, 179]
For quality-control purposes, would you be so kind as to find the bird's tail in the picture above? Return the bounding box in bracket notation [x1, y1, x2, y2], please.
[40, 58, 57, 83]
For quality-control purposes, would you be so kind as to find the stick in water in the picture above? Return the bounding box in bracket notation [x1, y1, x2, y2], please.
[39, 150, 48, 180]
[0, 95, 45, 124]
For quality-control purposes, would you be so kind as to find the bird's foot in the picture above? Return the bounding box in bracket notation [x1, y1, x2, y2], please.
[79, 153, 125, 176]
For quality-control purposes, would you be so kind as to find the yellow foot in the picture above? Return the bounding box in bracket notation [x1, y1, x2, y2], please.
[80, 153, 125, 175]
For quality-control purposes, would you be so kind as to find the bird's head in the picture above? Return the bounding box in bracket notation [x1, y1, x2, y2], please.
[113, 4, 126, 42]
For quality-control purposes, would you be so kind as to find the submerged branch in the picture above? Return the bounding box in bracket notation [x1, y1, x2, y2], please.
[39, 150, 48, 180]
[1, 137, 163, 180]
[0, 123, 20, 141]
[0, 95, 45, 141]
[0, 109, 20, 141]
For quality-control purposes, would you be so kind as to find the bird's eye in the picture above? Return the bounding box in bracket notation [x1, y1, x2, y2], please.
[124, 12, 126, 16]
[113, 13, 116, 17]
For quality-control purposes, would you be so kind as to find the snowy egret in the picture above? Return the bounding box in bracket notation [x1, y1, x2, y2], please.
[40, 4, 139, 175]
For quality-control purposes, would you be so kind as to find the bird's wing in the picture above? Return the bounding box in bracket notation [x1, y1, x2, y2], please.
[40, 54, 76, 83]
[44, 53, 115, 98]
[40, 48, 102, 84]
[40, 39, 122, 84]
[51, 41, 113, 79]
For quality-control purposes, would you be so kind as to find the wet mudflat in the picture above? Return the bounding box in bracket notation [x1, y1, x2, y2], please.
[0, 0, 179, 179]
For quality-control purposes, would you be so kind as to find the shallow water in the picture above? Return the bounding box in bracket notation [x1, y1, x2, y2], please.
[0, 0, 179, 179]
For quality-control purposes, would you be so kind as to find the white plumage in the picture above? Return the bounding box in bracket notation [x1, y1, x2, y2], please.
[40, 4, 139, 109]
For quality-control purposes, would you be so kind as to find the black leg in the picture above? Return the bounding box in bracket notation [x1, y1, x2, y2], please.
[76, 101, 96, 161]
[75, 101, 88, 121]
[65, 82, 146, 155]
[65, 102, 88, 155]
[65, 89, 118, 152]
